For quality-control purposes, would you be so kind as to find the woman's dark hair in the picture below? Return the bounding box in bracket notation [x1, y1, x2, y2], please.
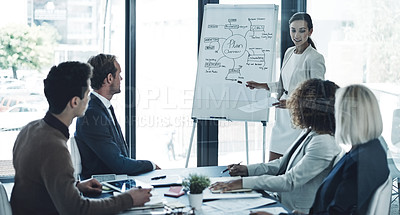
[87, 54, 117, 90]
[44, 61, 93, 114]
[289, 12, 316, 49]
[287, 79, 339, 135]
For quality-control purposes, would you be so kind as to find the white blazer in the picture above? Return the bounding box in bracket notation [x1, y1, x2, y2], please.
[242, 130, 342, 213]
[274, 45, 326, 99]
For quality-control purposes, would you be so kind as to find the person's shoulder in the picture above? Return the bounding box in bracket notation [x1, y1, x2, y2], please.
[305, 46, 324, 59]
[355, 139, 389, 175]
[35, 125, 68, 149]
[81, 99, 107, 117]
[308, 133, 339, 151]
[88, 94, 103, 107]
[76, 102, 110, 130]
[285, 46, 296, 54]
[310, 132, 334, 141]
[311, 133, 335, 143]
[361, 139, 387, 157]
[19, 118, 42, 132]
[282, 46, 296, 63]
[85, 103, 104, 115]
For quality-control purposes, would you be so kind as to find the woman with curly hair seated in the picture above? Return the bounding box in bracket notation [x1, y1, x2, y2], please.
[211, 79, 343, 214]
[250, 84, 390, 215]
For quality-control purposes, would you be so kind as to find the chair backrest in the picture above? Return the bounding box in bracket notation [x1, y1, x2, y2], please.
[392, 109, 400, 146]
[69, 136, 82, 180]
[366, 175, 391, 215]
[378, 136, 389, 151]
[0, 182, 12, 215]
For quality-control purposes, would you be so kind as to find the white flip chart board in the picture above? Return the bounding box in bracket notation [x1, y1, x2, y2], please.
[192, 4, 279, 122]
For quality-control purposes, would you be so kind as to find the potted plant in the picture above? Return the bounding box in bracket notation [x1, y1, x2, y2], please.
[182, 174, 210, 210]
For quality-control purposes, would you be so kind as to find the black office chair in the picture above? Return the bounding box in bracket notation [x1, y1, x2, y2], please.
[391, 109, 400, 147]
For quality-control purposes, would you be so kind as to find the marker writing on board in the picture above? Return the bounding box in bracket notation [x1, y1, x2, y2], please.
[210, 116, 227, 119]
[237, 80, 243, 84]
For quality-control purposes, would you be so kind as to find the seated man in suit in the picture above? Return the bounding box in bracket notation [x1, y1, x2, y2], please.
[11, 61, 152, 214]
[75, 54, 160, 179]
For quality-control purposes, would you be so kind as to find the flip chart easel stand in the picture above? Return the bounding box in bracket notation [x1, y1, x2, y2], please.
[185, 118, 198, 168]
[185, 118, 268, 168]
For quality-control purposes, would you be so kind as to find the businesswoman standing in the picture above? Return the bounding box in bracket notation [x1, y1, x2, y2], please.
[211, 79, 342, 214]
[246, 12, 325, 161]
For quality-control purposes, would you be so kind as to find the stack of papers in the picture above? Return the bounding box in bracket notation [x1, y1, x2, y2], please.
[204, 198, 276, 213]
[124, 190, 187, 214]
[204, 188, 262, 200]
[127, 202, 164, 211]
[127, 189, 165, 211]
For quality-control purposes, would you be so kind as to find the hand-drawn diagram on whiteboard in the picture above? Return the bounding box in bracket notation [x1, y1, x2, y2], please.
[204, 17, 273, 82]
[192, 4, 278, 122]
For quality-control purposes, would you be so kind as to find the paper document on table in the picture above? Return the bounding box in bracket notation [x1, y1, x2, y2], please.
[127, 189, 165, 211]
[204, 197, 276, 212]
[250, 206, 288, 214]
[239, 97, 278, 113]
[204, 188, 261, 200]
[91, 174, 117, 182]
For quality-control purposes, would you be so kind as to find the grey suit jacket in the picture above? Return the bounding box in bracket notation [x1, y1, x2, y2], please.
[242, 130, 342, 213]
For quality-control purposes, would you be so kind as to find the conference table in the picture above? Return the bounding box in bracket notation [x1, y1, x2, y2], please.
[115, 166, 289, 215]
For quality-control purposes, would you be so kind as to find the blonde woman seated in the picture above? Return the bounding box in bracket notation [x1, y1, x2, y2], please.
[211, 79, 342, 213]
[251, 85, 390, 215]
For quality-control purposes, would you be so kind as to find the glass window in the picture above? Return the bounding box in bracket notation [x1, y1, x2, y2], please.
[0, 0, 125, 177]
[308, 0, 400, 150]
[9, 100, 16, 107]
[136, 0, 198, 168]
[2, 99, 8, 106]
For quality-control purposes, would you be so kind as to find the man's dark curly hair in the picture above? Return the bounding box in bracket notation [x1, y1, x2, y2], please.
[44, 61, 92, 114]
[287, 79, 339, 135]
[87, 54, 117, 90]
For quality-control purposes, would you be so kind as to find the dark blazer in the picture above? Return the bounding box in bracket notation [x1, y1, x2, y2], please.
[75, 93, 153, 179]
[309, 138, 389, 215]
[282, 139, 389, 215]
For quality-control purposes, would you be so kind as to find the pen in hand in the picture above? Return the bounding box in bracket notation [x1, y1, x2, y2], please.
[221, 161, 242, 174]
[151, 175, 166, 180]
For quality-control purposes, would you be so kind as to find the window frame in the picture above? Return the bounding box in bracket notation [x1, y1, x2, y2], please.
[125, 0, 305, 166]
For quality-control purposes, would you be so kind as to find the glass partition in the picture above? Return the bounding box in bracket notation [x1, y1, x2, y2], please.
[136, 0, 198, 168]
[0, 0, 125, 178]
[308, 0, 400, 151]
